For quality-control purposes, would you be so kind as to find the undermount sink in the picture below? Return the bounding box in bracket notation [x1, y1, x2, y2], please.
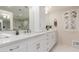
[0, 33, 12, 39]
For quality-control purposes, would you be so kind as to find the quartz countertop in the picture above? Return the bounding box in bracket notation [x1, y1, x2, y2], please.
[0, 30, 55, 47]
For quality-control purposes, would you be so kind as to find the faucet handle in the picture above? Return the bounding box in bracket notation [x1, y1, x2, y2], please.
[27, 29, 31, 33]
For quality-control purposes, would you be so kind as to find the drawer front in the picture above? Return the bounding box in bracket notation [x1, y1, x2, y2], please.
[41, 39, 48, 52]
[28, 40, 41, 52]
[28, 34, 47, 52]
[0, 40, 27, 52]
[46, 39, 56, 50]
[48, 32, 56, 40]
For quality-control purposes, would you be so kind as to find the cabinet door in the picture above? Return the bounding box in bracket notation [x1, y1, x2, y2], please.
[28, 40, 41, 52]
[0, 40, 28, 52]
[40, 38, 48, 52]
[28, 34, 47, 52]
[46, 31, 57, 51]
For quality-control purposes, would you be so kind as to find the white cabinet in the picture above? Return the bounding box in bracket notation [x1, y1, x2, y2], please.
[45, 31, 57, 51]
[28, 31, 57, 52]
[0, 31, 57, 52]
[0, 40, 28, 52]
[28, 40, 42, 52]
[28, 34, 47, 52]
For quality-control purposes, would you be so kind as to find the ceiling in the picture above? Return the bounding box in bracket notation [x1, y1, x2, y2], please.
[0, 6, 29, 20]
[52, 6, 79, 11]
[1, 6, 79, 19]
[47, 6, 79, 14]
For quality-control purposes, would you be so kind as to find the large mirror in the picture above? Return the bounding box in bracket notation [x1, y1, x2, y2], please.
[0, 6, 29, 31]
[0, 9, 13, 31]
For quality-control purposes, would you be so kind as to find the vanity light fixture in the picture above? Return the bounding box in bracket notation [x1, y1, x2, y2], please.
[45, 6, 52, 14]
[2, 14, 7, 19]
[2, 14, 10, 19]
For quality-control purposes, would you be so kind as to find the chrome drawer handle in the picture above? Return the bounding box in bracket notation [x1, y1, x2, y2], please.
[9, 46, 20, 51]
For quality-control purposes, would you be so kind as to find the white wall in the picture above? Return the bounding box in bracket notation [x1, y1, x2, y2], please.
[47, 7, 79, 47]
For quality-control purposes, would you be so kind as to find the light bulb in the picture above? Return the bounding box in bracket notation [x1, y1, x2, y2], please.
[3, 15, 7, 19]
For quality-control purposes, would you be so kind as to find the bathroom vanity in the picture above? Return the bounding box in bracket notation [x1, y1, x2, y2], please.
[0, 6, 57, 52]
[0, 30, 57, 52]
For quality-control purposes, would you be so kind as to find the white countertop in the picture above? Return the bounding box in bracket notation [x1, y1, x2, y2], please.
[0, 30, 55, 47]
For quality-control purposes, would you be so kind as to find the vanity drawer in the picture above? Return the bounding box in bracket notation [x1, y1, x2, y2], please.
[0, 40, 28, 52]
[28, 40, 42, 52]
[28, 34, 47, 52]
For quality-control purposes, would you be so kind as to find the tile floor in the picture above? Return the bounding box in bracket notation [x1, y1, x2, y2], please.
[51, 43, 79, 52]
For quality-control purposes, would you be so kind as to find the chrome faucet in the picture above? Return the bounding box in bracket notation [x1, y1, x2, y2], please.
[27, 29, 31, 33]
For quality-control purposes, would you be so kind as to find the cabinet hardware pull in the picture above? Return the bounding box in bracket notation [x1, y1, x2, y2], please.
[9, 46, 20, 51]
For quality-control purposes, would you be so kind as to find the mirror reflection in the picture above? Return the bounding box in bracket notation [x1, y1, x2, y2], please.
[0, 10, 13, 31]
[0, 6, 29, 31]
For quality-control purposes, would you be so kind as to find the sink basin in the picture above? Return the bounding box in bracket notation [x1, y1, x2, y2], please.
[0, 33, 12, 39]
